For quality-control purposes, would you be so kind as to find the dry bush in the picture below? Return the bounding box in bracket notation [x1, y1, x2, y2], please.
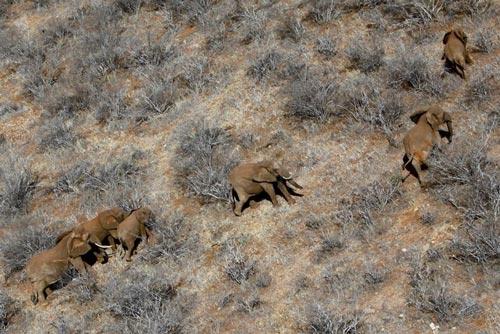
[140, 211, 198, 263]
[140, 77, 178, 116]
[277, 18, 306, 42]
[427, 136, 499, 222]
[342, 178, 401, 228]
[66, 273, 100, 304]
[383, 0, 446, 26]
[0, 291, 17, 331]
[306, 304, 363, 334]
[222, 239, 256, 284]
[173, 121, 239, 202]
[444, 0, 493, 17]
[465, 65, 496, 105]
[387, 47, 444, 96]
[316, 37, 337, 58]
[0, 155, 38, 217]
[103, 268, 188, 333]
[0, 218, 59, 279]
[53, 152, 143, 196]
[247, 51, 283, 82]
[473, 28, 496, 53]
[236, 5, 267, 45]
[114, 0, 142, 14]
[339, 75, 404, 137]
[449, 220, 499, 264]
[346, 38, 385, 73]
[408, 256, 481, 323]
[307, 0, 343, 24]
[286, 74, 339, 122]
[161, 0, 216, 25]
[42, 86, 92, 120]
[37, 117, 78, 151]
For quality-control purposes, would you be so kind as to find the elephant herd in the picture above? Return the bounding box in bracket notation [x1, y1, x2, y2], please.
[26, 207, 152, 304]
[24, 29, 470, 305]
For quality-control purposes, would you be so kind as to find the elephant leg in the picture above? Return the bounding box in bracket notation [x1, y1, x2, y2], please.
[261, 183, 279, 207]
[233, 188, 249, 216]
[70, 257, 87, 273]
[139, 224, 149, 244]
[411, 160, 425, 186]
[45, 286, 53, 296]
[465, 53, 473, 64]
[34, 281, 47, 303]
[277, 181, 295, 205]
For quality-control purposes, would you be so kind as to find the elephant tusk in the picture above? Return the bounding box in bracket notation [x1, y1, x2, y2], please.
[93, 242, 112, 249]
[287, 179, 303, 189]
[282, 175, 292, 180]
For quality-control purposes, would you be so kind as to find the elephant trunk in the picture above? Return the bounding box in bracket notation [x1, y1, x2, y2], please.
[287, 179, 303, 189]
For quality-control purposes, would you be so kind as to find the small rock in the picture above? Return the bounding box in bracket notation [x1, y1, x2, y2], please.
[402, 248, 407, 253]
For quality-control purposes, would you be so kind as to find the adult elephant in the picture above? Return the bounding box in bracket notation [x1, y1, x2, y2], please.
[26, 225, 109, 304]
[402, 105, 453, 186]
[229, 160, 303, 216]
[56, 207, 130, 263]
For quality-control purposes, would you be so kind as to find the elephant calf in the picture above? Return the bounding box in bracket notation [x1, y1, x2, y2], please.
[228, 161, 303, 216]
[117, 207, 153, 261]
[26, 226, 101, 304]
[402, 105, 453, 186]
[442, 29, 473, 79]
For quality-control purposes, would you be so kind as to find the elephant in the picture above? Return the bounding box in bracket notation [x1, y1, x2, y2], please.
[56, 207, 130, 263]
[442, 29, 473, 79]
[402, 105, 453, 186]
[228, 161, 303, 216]
[25, 225, 109, 304]
[117, 207, 153, 261]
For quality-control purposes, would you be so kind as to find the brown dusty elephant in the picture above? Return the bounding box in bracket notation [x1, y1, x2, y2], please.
[442, 29, 473, 79]
[117, 207, 153, 262]
[228, 161, 303, 216]
[57, 207, 130, 263]
[402, 105, 453, 186]
[25, 225, 108, 304]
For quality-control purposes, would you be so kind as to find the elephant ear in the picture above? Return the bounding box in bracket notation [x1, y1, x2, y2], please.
[409, 108, 428, 124]
[67, 232, 91, 258]
[455, 30, 467, 45]
[253, 167, 277, 183]
[443, 31, 451, 44]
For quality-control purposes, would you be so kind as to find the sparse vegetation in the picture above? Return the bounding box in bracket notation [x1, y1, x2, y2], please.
[0, 155, 38, 217]
[346, 38, 385, 73]
[286, 75, 339, 121]
[387, 48, 444, 96]
[0, 219, 58, 278]
[174, 121, 239, 202]
[306, 304, 363, 334]
[0, 291, 16, 331]
[103, 268, 188, 333]
[408, 256, 481, 323]
[0, 0, 498, 332]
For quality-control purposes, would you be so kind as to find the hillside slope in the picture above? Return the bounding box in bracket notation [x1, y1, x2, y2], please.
[0, 1, 498, 333]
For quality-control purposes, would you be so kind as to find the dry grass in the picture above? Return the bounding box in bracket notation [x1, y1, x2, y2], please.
[0, 0, 498, 332]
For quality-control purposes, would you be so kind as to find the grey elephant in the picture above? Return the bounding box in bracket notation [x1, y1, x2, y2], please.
[25, 225, 109, 304]
[228, 161, 303, 216]
[402, 105, 453, 186]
